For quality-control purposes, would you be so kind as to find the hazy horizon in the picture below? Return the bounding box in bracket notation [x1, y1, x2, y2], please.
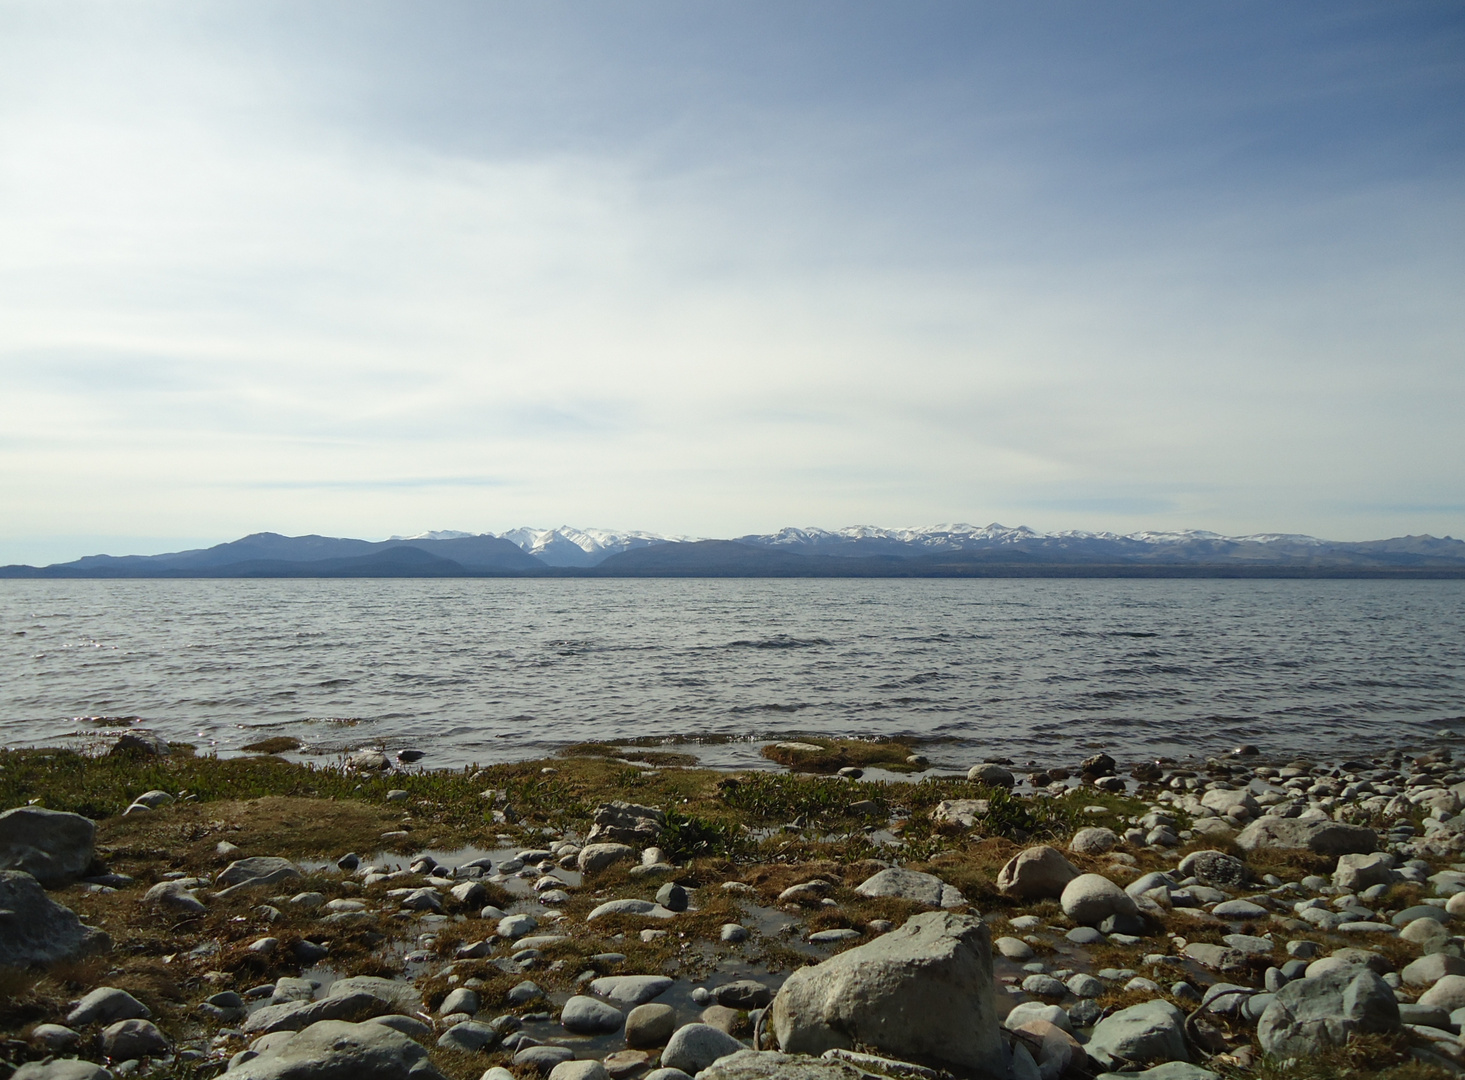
[3, 2, 1462, 567]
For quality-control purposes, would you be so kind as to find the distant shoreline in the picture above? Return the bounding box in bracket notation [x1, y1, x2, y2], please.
[4, 564, 1465, 580]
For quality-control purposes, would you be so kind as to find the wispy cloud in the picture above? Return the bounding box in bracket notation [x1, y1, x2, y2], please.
[0, 1, 1461, 561]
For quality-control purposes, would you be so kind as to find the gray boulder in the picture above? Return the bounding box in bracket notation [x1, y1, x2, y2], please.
[576, 844, 637, 874]
[1176, 850, 1247, 889]
[1234, 818, 1377, 857]
[436, 1021, 499, 1052]
[770, 910, 1002, 1075]
[110, 732, 169, 756]
[968, 764, 1015, 787]
[1060, 874, 1139, 928]
[13, 1062, 113, 1080]
[586, 801, 665, 846]
[1257, 968, 1400, 1056]
[1069, 827, 1119, 855]
[1333, 853, 1397, 893]
[585, 898, 675, 921]
[660, 1024, 745, 1075]
[0, 808, 96, 886]
[996, 846, 1080, 900]
[589, 975, 673, 1006]
[1403, 954, 1465, 989]
[853, 868, 966, 909]
[1085, 999, 1188, 1068]
[0, 871, 110, 967]
[931, 799, 990, 829]
[547, 1064, 608, 1080]
[1095, 1067, 1219, 1080]
[325, 977, 421, 1014]
[215, 857, 302, 894]
[696, 1050, 870, 1079]
[625, 1003, 677, 1048]
[100, 1019, 169, 1059]
[560, 995, 623, 1034]
[66, 987, 149, 1027]
[221, 1019, 448, 1080]
[242, 992, 394, 1035]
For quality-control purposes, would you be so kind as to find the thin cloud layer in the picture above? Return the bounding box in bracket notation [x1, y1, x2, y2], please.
[1, 2, 1462, 565]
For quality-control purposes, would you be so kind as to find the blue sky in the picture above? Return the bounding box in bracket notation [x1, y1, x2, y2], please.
[1, 1, 1462, 563]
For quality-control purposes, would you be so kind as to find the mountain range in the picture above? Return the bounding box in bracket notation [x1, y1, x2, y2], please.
[3, 524, 1465, 578]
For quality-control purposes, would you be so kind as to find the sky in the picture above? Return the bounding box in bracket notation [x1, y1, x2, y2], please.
[1, 1, 1463, 565]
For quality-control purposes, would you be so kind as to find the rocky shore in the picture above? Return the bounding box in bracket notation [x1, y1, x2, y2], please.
[5, 736, 1465, 1080]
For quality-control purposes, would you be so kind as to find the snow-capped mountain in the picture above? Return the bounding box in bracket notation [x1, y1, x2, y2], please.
[496, 526, 683, 567]
[7, 524, 1461, 578]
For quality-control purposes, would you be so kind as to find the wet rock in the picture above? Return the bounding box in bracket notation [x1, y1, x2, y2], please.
[586, 802, 666, 846]
[1234, 818, 1377, 856]
[1069, 827, 1119, 855]
[437, 1021, 500, 1053]
[996, 846, 1080, 900]
[853, 868, 965, 909]
[513, 1046, 575, 1073]
[967, 764, 1015, 787]
[101, 1018, 170, 1059]
[1080, 753, 1116, 777]
[222, 1019, 447, 1080]
[111, 732, 169, 756]
[1257, 968, 1400, 1056]
[1085, 999, 1188, 1069]
[700, 1005, 743, 1034]
[625, 1003, 677, 1048]
[720, 924, 749, 943]
[590, 975, 673, 1006]
[0, 871, 110, 967]
[1060, 874, 1138, 928]
[559, 995, 624, 1035]
[770, 910, 1002, 1075]
[715, 980, 772, 1009]
[586, 899, 675, 921]
[0, 808, 97, 887]
[660, 1024, 745, 1075]
[931, 799, 989, 829]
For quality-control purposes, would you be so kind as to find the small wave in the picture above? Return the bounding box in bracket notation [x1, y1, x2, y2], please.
[725, 635, 830, 650]
[729, 702, 809, 714]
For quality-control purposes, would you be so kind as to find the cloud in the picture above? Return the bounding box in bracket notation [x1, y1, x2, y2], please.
[0, 1, 1462, 562]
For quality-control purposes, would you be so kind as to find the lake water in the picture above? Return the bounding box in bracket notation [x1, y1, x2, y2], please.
[0, 578, 1462, 771]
